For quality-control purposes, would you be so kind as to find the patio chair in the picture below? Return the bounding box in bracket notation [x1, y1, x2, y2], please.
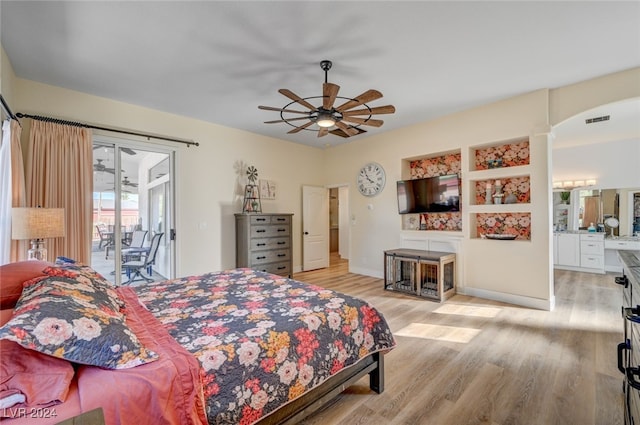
[96, 224, 113, 249]
[122, 232, 163, 284]
[109, 230, 148, 261]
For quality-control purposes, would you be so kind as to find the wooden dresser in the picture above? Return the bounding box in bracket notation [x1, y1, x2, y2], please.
[235, 213, 293, 277]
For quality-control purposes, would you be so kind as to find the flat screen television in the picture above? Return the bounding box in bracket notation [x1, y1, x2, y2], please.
[397, 174, 460, 214]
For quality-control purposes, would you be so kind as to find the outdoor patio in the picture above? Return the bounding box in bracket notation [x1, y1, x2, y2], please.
[91, 240, 165, 287]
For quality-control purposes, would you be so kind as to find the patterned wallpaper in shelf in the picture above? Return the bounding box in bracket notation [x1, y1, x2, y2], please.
[476, 213, 531, 240]
[474, 140, 529, 170]
[409, 152, 462, 232]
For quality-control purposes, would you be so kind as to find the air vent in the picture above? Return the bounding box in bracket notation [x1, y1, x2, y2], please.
[585, 115, 610, 124]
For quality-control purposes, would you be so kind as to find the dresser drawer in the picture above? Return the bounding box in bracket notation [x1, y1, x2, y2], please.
[250, 215, 291, 225]
[580, 241, 603, 255]
[580, 254, 603, 269]
[250, 249, 291, 265]
[251, 237, 290, 251]
[250, 224, 291, 238]
[254, 262, 291, 276]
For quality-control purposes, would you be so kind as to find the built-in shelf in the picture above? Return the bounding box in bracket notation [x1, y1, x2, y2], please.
[467, 139, 532, 240]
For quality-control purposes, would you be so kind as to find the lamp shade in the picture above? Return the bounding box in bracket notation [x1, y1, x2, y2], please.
[12, 208, 66, 240]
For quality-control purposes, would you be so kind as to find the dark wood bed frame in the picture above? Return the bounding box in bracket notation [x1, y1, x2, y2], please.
[257, 351, 385, 424]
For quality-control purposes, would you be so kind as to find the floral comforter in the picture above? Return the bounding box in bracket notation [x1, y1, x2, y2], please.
[134, 268, 396, 425]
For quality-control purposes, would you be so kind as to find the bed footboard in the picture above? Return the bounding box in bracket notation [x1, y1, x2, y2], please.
[258, 351, 386, 425]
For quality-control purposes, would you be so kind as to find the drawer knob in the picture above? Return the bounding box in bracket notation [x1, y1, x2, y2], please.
[277, 241, 285, 245]
[257, 256, 266, 260]
[257, 243, 266, 247]
[278, 254, 286, 257]
[257, 229, 266, 233]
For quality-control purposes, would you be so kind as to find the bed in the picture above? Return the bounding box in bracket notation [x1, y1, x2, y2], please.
[0, 261, 396, 424]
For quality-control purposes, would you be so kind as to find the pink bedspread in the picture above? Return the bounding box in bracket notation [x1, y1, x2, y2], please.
[3, 287, 207, 425]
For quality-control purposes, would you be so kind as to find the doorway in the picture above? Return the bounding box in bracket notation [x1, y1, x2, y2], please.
[328, 186, 350, 261]
[91, 137, 175, 285]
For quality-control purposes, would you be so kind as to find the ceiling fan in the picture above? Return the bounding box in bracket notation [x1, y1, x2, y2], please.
[258, 60, 395, 138]
[93, 159, 115, 174]
[122, 176, 138, 188]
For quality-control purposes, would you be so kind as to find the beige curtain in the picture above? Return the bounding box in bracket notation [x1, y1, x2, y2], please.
[26, 121, 93, 264]
[9, 120, 27, 262]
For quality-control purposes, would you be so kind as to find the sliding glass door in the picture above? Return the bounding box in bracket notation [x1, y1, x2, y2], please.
[92, 137, 175, 285]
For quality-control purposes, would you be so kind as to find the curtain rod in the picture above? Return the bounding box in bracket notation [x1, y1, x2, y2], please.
[0, 94, 18, 121]
[15, 112, 199, 147]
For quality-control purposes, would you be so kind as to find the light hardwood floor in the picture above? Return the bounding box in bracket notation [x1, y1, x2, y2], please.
[293, 255, 624, 425]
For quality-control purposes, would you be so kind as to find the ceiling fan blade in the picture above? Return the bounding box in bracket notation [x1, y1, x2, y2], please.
[341, 116, 384, 127]
[322, 83, 340, 110]
[287, 121, 315, 134]
[335, 89, 383, 112]
[342, 105, 396, 116]
[121, 147, 136, 155]
[317, 128, 329, 138]
[334, 121, 359, 137]
[264, 117, 311, 124]
[278, 89, 317, 111]
[258, 105, 309, 115]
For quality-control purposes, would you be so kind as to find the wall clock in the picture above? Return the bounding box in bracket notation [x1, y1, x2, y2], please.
[357, 162, 386, 197]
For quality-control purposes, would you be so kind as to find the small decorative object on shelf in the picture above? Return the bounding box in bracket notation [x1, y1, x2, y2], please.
[493, 179, 503, 204]
[242, 165, 262, 213]
[487, 158, 503, 169]
[482, 233, 517, 240]
[484, 182, 493, 205]
[505, 193, 517, 204]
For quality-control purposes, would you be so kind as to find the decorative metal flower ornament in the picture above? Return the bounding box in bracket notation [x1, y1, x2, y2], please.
[246, 166, 258, 183]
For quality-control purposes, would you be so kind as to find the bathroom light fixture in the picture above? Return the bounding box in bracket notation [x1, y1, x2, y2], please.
[552, 179, 597, 190]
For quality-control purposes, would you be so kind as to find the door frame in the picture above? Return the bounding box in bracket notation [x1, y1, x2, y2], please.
[93, 134, 177, 284]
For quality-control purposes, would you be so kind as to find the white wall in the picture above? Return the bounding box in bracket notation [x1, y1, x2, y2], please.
[552, 138, 640, 189]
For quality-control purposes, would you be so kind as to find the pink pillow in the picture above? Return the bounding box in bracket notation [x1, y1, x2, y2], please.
[0, 261, 50, 309]
[0, 340, 74, 415]
[0, 309, 12, 326]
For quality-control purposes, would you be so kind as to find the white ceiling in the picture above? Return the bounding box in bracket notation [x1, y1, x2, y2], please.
[1, 1, 639, 149]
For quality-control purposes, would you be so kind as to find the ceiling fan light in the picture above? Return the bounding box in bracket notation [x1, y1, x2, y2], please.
[317, 118, 335, 128]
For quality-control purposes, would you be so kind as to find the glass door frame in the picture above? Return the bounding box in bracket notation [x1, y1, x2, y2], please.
[93, 134, 176, 285]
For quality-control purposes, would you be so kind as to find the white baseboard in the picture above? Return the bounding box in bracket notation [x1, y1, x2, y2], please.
[349, 266, 384, 280]
[458, 287, 555, 311]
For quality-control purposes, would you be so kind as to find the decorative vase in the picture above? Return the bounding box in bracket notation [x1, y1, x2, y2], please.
[505, 193, 517, 204]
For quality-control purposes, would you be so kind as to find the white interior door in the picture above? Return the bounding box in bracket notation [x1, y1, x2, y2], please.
[302, 185, 329, 271]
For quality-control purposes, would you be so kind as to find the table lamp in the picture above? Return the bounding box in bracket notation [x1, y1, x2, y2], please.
[12, 207, 66, 261]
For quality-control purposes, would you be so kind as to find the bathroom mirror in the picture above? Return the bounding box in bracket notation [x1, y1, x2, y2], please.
[559, 187, 640, 236]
